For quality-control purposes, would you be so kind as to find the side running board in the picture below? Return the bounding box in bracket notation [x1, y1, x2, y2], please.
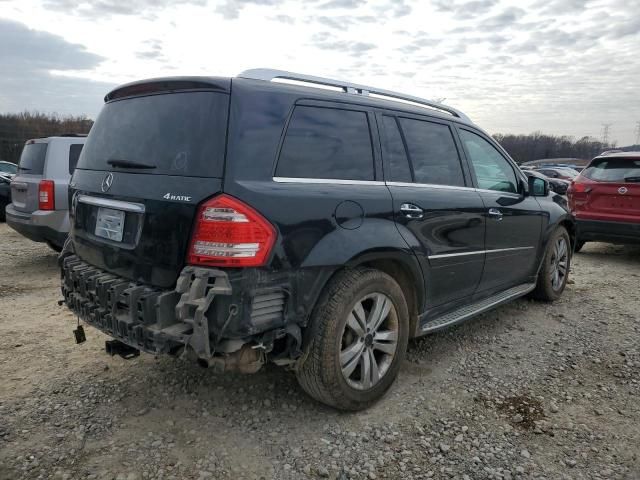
[420, 283, 536, 334]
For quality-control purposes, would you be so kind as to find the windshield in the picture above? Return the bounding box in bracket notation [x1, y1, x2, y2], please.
[78, 91, 229, 177]
[582, 158, 640, 182]
[18, 143, 48, 174]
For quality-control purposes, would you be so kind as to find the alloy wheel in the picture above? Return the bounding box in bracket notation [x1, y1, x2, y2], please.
[339, 293, 399, 390]
[550, 237, 568, 291]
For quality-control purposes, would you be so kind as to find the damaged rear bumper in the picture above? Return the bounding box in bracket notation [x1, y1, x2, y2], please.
[60, 255, 301, 367]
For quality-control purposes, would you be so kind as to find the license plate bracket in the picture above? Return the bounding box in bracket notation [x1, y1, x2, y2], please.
[95, 207, 125, 242]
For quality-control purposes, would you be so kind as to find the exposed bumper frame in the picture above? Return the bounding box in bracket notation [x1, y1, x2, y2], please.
[61, 254, 234, 359]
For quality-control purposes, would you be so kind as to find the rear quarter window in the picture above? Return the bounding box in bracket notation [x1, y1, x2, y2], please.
[276, 105, 375, 181]
[18, 143, 48, 175]
[68, 144, 84, 174]
[582, 158, 640, 182]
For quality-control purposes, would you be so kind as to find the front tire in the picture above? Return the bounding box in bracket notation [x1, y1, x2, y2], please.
[532, 227, 571, 301]
[296, 268, 409, 411]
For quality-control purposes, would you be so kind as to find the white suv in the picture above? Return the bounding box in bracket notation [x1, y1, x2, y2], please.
[6, 135, 86, 251]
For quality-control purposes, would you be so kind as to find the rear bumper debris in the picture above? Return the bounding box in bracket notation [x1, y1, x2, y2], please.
[61, 255, 233, 358]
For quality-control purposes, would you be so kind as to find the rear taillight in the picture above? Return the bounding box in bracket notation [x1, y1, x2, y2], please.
[38, 180, 55, 210]
[570, 182, 591, 194]
[187, 194, 276, 267]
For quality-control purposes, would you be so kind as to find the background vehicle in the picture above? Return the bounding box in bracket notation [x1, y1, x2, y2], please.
[522, 169, 570, 195]
[535, 167, 579, 181]
[0, 175, 11, 222]
[60, 70, 574, 410]
[0, 160, 18, 178]
[6, 135, 85, 250]
[568, 151, 640, 251]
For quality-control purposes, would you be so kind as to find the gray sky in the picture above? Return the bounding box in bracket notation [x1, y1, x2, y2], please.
[1, 0, 639, 145]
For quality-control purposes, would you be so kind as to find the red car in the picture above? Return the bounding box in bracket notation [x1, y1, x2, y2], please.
[568, 151, 640, 251]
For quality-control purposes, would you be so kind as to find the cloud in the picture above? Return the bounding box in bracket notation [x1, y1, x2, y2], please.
[215, 0, 281, 19]
[0, 19, 112, 117]
[310, 32, 376, 56]
[317, 0, 365, 9]
[270, 14, 295, 24]
[135, 39, 165, 61]
[434, 0, 497, 18]
[482, 7, 526, 29]
[43, 0, 207, 17]
[0, 18, 104, 71]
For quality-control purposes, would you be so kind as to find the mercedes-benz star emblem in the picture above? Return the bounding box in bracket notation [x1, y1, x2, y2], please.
[101, 172, 114, 193]
[618, 186, 628, 195]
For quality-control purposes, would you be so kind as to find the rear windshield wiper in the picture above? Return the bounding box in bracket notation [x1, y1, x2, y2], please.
[623, 176, 640, 182]
[107, 159, 157, 169]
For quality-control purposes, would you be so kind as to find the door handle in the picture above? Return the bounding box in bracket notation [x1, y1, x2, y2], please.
[487, 208, 503, 221]
[400, 203, 424, 219]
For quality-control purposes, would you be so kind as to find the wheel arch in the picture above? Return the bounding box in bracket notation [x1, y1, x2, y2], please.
[299, 248, 424, 355]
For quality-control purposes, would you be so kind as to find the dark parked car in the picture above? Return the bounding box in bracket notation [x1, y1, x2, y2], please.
[568, 151, 640, 251]
[60, 69, 575, 410]
[536, 167, 579, 181]
[1, 181, 13, 223]
[523, 169, 570, 195]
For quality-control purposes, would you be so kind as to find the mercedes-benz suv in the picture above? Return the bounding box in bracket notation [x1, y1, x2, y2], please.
[60, 69, 575, 410]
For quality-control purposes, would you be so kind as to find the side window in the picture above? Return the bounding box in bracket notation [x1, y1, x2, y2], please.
[459, 129, 518, 193]
[68, 144, 84, 174]
[381, 115, 412, 182]
[276, 106, 374, 181]
[397, 118, 465, 187]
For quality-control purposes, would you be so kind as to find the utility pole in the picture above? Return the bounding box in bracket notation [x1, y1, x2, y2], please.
[635, 121, 640, 145]
[601, 123, 612, 145]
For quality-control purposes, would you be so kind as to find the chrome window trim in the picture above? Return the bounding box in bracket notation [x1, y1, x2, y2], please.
[272, 177, 384, 186]
[386, 181, 476, 192]
[77, 195, 145, 213]
[475, 188, 522, 197]
[428, 246, 534, 260]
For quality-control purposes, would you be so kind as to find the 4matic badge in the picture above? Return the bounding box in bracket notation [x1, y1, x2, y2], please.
[163, 193, 192, 202]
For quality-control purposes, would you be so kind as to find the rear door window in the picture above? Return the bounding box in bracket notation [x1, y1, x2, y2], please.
[18, 143, 48, 174]
[78, 92, 229, 177]
[582, 158, 640, 182]
[381, 115, 412, 183]
[276, 105, 375, 181]
[398, 118, 465, 187]
[68, 144, 84, 174]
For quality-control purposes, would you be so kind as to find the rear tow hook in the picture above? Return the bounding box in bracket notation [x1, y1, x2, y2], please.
[105, 340, 140, 360]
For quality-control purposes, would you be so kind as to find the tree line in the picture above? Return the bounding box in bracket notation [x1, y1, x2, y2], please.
[0, 111, 631, 166]
[492, 133, 619, 164]
[0, 112, 93, 164]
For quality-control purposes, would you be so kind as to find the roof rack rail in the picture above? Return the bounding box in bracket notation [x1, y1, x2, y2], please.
[238, 68, 471, 123]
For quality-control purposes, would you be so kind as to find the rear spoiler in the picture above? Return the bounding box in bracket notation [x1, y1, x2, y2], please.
[105, 77, 231, 102]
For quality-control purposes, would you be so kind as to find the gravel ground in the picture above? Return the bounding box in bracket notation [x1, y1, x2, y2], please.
[1, 222, 639, 480]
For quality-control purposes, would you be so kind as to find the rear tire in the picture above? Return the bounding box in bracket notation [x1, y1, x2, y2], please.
[296, 268, 409, 411]
[574, 240, 586, 253]
[532, 227, 571, 301]
[46, 241, 62, 253]
[0, 202, 6, 222]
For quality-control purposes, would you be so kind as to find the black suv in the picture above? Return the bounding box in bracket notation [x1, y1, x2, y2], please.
[60, 69, 574, 410]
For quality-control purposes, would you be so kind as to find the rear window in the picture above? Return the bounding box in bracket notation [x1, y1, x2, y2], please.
[18, 143, 48, 174]
[276, 106, 375, 181]
[68, 144, 83, 174]
[78, 92, 229, 177]
[582, 158, 640, 182]
[399, 118, 465, 187]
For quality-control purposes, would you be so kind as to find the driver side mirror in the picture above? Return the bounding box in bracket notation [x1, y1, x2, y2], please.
[528, 176, 549, 197]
